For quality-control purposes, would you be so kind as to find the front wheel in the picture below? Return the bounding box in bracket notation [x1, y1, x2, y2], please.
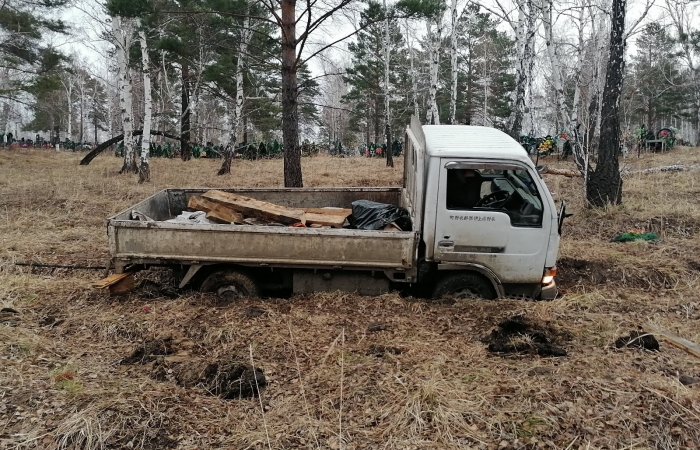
[432, 273, 497, 300]
[200, 269, 259, 301]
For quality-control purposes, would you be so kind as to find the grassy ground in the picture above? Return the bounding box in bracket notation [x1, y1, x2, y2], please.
[1, 148, 700, 449]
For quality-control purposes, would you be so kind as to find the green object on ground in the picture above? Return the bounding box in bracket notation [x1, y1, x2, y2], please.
[612, 232, 659, 243]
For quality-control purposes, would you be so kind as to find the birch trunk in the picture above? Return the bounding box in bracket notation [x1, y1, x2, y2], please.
[509, 0, 536, 138]
[66, 82, 72, 140]
[138, 24, 152, 183]
[383, 0, 393, 167]
[114, 16, 137, 174]
[406, 22, 419, 118]
[219, 14, 251, 176]
[449, 0, 458, 124]
[426, 19, 441, 125]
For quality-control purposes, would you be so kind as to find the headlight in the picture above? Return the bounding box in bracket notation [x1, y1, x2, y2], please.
[542, 267, 557, 285]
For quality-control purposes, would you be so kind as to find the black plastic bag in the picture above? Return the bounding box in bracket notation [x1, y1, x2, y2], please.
[348, 200, 412, 231]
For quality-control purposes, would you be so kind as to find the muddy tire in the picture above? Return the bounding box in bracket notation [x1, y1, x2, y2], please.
[200, 270, 259, 301]
[432, 273, 497, 300]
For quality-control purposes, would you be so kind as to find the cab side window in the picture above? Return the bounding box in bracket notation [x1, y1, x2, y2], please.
[445, 167, 543, 227]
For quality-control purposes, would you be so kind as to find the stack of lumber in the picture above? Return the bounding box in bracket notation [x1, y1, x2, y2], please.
[186, 190, 351, 228]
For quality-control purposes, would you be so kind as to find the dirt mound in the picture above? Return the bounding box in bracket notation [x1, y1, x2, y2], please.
[152, 357, 266, 399]
[614, 331, 660, 351]
[368, 344, 402, 357]
[482, 315, 567, 357]
[121, 339, 175, 364]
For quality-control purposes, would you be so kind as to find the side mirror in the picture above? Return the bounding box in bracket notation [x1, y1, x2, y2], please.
[558, 201, 573, 235]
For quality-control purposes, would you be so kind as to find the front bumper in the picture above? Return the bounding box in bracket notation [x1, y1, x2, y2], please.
[539, 280, 557, 300]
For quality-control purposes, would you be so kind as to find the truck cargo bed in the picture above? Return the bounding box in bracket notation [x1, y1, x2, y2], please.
[108, 188, 416, 272]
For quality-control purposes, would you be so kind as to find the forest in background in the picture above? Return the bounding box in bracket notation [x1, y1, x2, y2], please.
[0, 0, 699, 188]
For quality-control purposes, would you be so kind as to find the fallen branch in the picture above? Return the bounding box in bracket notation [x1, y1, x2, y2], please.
[539, 164, 700, 179]
[621, 164, 700, 176]
[80, 130, 194, 166]
[538, 166, 582, 178]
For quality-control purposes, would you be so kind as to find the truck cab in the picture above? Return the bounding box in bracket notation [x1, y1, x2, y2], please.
[405, 119, 559, 300]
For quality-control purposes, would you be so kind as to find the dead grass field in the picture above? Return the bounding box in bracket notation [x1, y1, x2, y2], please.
[1, 148, 700, 449]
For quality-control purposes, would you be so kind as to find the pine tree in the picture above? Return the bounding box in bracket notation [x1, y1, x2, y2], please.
[343, 2, 406, 145]
[627, 23, 689, 131]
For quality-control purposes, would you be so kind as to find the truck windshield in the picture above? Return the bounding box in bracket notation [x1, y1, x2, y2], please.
[445, 167, 543, 227]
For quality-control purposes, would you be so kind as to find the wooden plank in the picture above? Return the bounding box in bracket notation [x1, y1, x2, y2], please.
[93, 272, 131, 289]
[202, 190, 305, 225]
[645, 324, 700, 359]
[302, 208, 352, 217]
[205, 207, 244, 224]
[189, 195, 244, 224]
[303, 212, 347, 228]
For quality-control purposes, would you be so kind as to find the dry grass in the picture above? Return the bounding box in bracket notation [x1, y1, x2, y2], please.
[1, 148, 700, 449]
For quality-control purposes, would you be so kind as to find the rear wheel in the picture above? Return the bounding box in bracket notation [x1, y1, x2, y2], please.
[432, 273, 497, 300]
[200, 269, 259, 301]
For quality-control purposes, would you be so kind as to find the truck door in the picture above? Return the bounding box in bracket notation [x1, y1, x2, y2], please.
[434, 160, 552, 283]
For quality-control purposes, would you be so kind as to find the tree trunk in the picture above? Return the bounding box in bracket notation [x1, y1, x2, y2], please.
[449, 0, 458, 125]
[281, 0, 303, 187]
[373, 95, 380, 142]
[114, 16, 137, 174]
[180, 63, 192, 161]
[79, 81, 84, 144]
[509, 0, 535, 139]
[406, 22, 419, 119]
[587, 0, 626, 207]
[138, 25, 152, 183]
[383, 0, 393, 167]
[219, 13, 251, 176]
[80, 129, 196, 165]
[426, 20, 441, 125]
[67, 82, 72, 140]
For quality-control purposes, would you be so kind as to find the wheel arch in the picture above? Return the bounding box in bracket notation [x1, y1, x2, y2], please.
[437, 263, 505, 298]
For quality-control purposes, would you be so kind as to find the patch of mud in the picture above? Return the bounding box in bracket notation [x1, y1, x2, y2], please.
[557, 257, 677, 289]
[121, 339, 175, 365]
[482, 315, 567, 357]
[152, 357, 266, 399]
[367, 344, 402, 357]
[614, 331, 659, 351]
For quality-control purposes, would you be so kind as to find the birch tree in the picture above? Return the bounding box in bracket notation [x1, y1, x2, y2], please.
[480, 0, 538, 137]
[542, 0, 587, 177]
[510, 0, 537, 138]
[219, 13, 252, 176]
[138, 21, 152, 183]
[449, 0, 458, 124]
[405, 20, 420, 118]
[60, 75, 73, 141]
[112, 15, 138, 174]
[426, 17, 442, 125]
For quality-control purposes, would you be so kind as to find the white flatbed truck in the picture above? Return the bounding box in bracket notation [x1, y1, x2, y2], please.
[107, 118, 565, 300]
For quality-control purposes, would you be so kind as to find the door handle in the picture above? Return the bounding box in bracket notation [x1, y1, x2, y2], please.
[438, 240, 454, 249]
